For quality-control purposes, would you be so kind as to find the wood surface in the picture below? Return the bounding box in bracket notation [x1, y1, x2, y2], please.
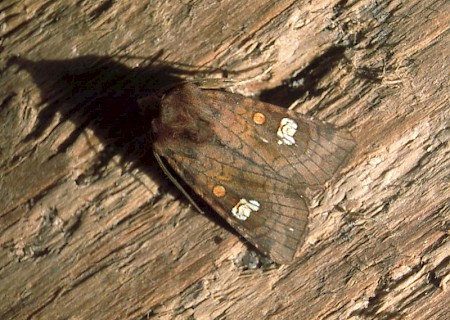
[0, 0, 449, 319]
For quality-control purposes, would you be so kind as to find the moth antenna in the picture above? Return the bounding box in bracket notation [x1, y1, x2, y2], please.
[189, 78, 238, 90]
[153, 150, 206, 216]
[185, 65, 273, 92]
[227, 64, 273, 86]
[288, 99, 302, 111]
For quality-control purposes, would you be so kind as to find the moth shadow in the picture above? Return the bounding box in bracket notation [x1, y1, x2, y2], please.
[10, 54, 183, 178]
[8, 53, 240, 237]
[259, 46, 346, 108]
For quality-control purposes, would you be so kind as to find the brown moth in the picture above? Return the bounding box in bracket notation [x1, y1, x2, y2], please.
[149, 83, 355, 264]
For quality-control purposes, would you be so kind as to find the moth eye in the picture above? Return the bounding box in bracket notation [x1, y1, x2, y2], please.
[252, 112, 266, 125]
[277, 118, 298, 145]
[212, 185, 226, 198]
[231, 199, 260, 221]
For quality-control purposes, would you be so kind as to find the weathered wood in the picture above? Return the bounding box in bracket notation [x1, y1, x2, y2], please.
[0, 0, 448, 319]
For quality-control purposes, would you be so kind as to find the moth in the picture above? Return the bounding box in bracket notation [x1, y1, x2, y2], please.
[146, 83, 355, 264]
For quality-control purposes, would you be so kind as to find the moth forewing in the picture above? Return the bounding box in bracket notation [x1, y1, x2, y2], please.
[150, 84, 355, 264]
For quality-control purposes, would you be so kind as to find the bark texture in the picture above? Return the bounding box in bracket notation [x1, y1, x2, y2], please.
[0, 0, 448, 319]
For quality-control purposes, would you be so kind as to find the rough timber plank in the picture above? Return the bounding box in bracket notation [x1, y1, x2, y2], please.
[0, 0, 449, 319]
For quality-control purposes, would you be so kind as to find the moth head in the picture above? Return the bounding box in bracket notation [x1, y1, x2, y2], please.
[152, 84, 215, 145]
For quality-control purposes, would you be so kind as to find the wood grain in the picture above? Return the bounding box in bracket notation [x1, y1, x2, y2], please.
[0, 0, 448, 319]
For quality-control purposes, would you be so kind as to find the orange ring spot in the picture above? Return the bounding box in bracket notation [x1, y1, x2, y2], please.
[253, 112, 266, 125]
[213, 185, 226, 198]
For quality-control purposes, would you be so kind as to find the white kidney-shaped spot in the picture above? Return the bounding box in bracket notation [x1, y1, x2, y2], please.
[231, 199, 260, 221]
[277, 118, 298, 145]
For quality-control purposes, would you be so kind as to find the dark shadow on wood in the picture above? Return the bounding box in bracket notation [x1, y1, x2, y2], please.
[7, 54, 204, 187]
[7, 53, 244, 245]
[259, 46, 347, 109]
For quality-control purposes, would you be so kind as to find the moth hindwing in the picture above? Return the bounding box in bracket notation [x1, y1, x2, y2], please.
[150, 84, 355, 264]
